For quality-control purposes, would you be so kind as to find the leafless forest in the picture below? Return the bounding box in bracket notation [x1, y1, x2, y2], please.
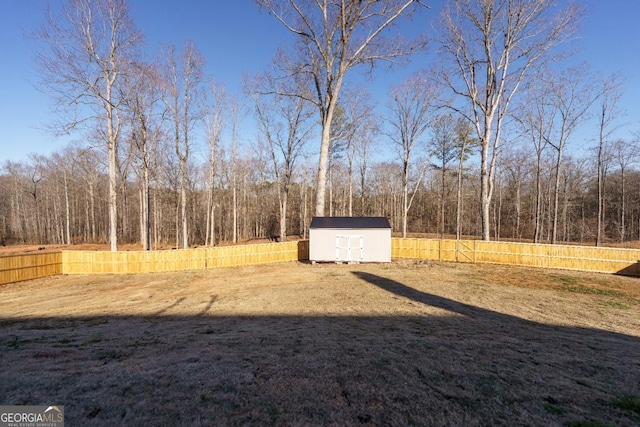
[1, 0, 639, 249]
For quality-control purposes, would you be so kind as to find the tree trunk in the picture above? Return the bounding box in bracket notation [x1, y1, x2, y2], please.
[315, 105, 337, 217]
[63, 171, 71, 245]
[207, 158, 216, 246]
[456, 142, 466, 240]
[533, 154, 543, 243]
[596, 126, 605, 246]
[108, 142, 118, 251]
[280, 189, 288, 241]
[402, 169, 409, 238]
[480, 117, 495, 241]
[348, 161, 353, 217]
[620, 167, 626, 244]
[551, 150, 563, 244]
[180, 160, 188, 249]
[232, 172, 237, 244]
[480, 161, 491, 241]
[142, 165, 151, 250]
[89, 179, 96, 242]
[440, 163, 446, 238]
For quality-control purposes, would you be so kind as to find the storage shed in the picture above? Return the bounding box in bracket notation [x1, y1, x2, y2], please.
[309, 216, 391, 263]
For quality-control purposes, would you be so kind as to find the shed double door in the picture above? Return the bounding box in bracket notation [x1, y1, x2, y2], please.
[336, 234, 363, 262]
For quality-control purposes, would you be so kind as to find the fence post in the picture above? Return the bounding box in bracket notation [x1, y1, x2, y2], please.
[473, 240, 476, 264]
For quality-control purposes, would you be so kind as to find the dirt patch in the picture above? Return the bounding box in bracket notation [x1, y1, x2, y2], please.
[1, 261, 639, 426]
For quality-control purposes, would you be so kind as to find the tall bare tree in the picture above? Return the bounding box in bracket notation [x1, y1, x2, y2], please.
[3, 161, 27, 243]
[26, 155, 45, 244]
[429, 114, 459, 238]
[73, 146, 103, 243]
[49, 150, 74, 245]
[124, 60, 165, 250]
[453, 118, 477, 239]
[594, 74, 625, 246]
[355, 118, 378, 216]
[514, 72, 556, 243]
[500, 146, 529, 240]
[339, 88, 376, 217]
[35, 0, 142, 251]
[437, 0, 581, 241]
[162, 41, 205, 249]
[386, 72, 438, 237]
[546, 66, 595, 244]
[227, 97, 243, 244]
[257, 0, 425, 216]
[611, 138, 639, 244]
[248, 76, 314, 241]
[204, 81, 227, 247]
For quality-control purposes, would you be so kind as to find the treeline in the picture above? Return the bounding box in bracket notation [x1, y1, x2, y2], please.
[2, 0, 640, 249]
[2, 139, 640, 247]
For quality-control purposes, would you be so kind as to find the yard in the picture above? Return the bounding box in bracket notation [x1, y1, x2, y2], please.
[1, 260, 639, 426]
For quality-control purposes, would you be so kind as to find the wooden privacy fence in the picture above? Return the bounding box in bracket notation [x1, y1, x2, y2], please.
[62, 240, 311, 275]
[0, 252, 63, 285]
[3, 238, 640, 285]
[0, 241, 310, 285]
[392, 238, 640, 275]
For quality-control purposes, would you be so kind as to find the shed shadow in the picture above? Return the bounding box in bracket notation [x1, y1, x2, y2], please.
[616, 261, 640, 277]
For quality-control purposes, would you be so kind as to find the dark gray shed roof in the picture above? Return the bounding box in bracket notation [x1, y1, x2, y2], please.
[309, 216, 391, 229]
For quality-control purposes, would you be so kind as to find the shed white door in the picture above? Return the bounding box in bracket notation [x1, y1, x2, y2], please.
[336, 234, 363, 262]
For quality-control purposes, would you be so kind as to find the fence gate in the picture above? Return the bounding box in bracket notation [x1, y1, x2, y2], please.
[456, 240, 474, 263]
[336, 235, 363, 262]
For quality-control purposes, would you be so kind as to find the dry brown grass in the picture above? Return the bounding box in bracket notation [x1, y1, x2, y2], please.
[1, 261, 639, 426]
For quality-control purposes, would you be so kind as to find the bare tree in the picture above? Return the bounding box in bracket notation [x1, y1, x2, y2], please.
[257, 0, 425, 216]
[453, 118, 477, 239]
[546, 66, 596, 244]
[355, 118, 378, 216]
[124, 60, 165, 250]
[249, 79, 314, 241]
[74, 146, 104, 243]
[49, 150, 75, 245]
[227, 97, 243, 244]
[2, 162, 27, 243]
[25, 155, 46, 243]
[162, 41, 205, 249]
[386, 72, 438, 237]
[35, 0, 142, 251]
[514, 72, 556, 242]
[429, 114, 459, 238]
[500, 146, 529, 240]
[594, 74, 625, 246]
[204, 81, 227, 247]
[339, 88, 376, 217]
[611, 138, 639, 244]
[437, 0, 581, 241]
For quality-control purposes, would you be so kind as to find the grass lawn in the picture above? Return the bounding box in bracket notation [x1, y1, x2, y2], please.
[1, 260, 639, 426]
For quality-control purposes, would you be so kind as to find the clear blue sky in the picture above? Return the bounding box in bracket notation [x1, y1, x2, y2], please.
[1, 0, 639, 163]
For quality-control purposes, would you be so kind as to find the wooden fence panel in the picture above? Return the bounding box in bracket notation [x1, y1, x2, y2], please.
[391, 238, 640, 275]
[61, 241, 306, 275]
[0, 252, 63, 285]
[392, 238, 440, 260]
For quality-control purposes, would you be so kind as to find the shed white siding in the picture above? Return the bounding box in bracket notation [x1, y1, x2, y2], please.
[309, 217, 391, 263]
